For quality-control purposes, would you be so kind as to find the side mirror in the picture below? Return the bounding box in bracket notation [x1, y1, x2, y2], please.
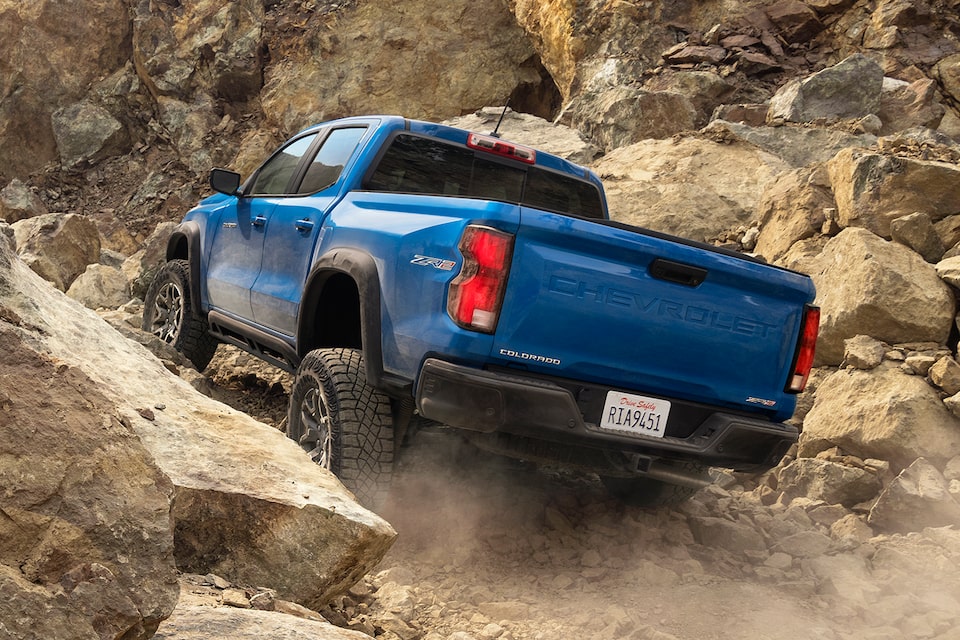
[210, 168, 242, 195]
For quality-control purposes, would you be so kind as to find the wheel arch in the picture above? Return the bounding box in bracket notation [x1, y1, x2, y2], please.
[165, 221, 203, 318]
[298, 248, 399, 393]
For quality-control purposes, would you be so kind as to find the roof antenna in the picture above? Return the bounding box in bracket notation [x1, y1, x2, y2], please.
[490, 100, 511, 139]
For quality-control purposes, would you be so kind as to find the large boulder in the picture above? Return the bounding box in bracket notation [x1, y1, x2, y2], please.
[51, 100, 129, 168]
[11, 213, 101, 291]
[702, 120, 877, 168]
[592, 137, 789, 242]
[800, 365, 960, 468]
[877, 78, 946, 135]
[809, 228, 955, 366]
[767, 54, 884, 124]
[560, 86, 698, 152]
[777, 457, 882, 507]
[828, 147, 960, 239]
[0, 269, 178, 638]
[0, 240, 397, 610]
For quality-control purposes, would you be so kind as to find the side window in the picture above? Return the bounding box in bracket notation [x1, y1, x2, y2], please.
[248, 134, 317, 196]
[523, 167, 605, 219]
[297, 127, 367, 194]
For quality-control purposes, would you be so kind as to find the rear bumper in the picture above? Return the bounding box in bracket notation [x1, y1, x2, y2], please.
[415, 358, 798, 472]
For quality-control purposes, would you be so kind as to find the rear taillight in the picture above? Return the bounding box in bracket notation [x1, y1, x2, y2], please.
[447, 225, 514, 333]
[467, 133, 536, 164]
[786, 305, 820, 393]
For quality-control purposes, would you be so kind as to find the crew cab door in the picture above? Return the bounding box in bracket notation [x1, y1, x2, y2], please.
[205, 132, 319, 318]
[250, 126, 369, 335]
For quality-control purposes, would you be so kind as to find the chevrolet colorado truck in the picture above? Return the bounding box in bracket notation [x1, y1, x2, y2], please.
[143, 115, 819, 507]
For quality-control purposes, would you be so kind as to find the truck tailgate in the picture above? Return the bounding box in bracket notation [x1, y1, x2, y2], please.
[491, 208, 816, 422]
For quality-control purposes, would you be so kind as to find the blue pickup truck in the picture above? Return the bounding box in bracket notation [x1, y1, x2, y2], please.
[143, 115, 819, 507]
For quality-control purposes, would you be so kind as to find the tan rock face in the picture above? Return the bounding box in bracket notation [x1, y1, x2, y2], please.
[0, 327, 178, 639]
[0, 0, 130, 178]
[754, 165, 835, 262]
[800, 366, 960, 468]
[828, 148, 960, 238]
[259, 0, 541, 135]
[810, 227, 955, 365]
[11, 213, 102, 291]
[592, 137, 788, 242]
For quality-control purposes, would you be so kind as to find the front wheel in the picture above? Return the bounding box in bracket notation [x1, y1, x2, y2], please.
[141, 259, 218, 371]
[286, 348, 394, 509]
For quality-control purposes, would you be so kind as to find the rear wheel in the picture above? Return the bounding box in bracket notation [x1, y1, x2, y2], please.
[600, 461, 707, 507]
[287, 348, 394, 509]
[141, 259, 218, 371]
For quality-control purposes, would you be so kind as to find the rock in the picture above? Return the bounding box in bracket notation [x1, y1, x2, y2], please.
[829, 514, 875, 543]
[841, 335, 886, 370]
[593, 137, 789, 242]
[753, 165, 835, 262]
[800, 366, 960, 468]
[934, 255, 960, 288]
[0, 241, 397, 610]
[0, 179, 48, 224]
[771, 530, 834, 558]
[560, 86, 698, 152]
[878, 79, 946, 135]
[687, 516, 766, 555]
[828, 147, 960, 239]
[702, 120, 877, 168]
[11, 213, 102, 291]
[662, 44, 728, 65]
[0, 0, 131, 179]
[804, 554, 881, 608]
[809, 228, 955, 366]
[154, 606, 372, 639]
[0, 329, 178, 638]
[51, 100, 129, 168]
[764, 0, 824, 44]
[930, 357, 960, 396]
[259, 1, 543, 134]
[768, 54, 884, 124]
[67, 263, 131, 310]
[868, 458, 960, 534]
[644, 71, 735, 127]
[806, 0, 856, 13]
[711, 104, 770, 127]
[444, 108, 597, 165]
[889, 211, 945, 263]
[936, 54, 960, 106]
[778, 457, 882, 507]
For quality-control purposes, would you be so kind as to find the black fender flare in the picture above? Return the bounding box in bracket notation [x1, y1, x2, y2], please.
[165, 221, 203, 319]
[298, 248, 403, 394]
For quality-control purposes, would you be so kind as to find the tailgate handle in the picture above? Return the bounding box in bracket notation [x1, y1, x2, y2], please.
[649, 259, 707, 287]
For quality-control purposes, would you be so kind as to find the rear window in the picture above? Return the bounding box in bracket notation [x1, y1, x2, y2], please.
[365, 134, 604, 219]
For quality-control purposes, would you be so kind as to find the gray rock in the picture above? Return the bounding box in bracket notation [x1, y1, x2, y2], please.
[768, 54, 883, 124]
[51, 100, 129, 168]
[842, 335, 886, 370]
[701, 120, 877, 168]
[0, 179, 48, 224]
[868, 458, 960, 534]
[67, 263, 131, 310]
[778, 457, 882, 507]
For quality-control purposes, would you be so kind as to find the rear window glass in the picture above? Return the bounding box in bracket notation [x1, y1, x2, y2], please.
[365, 134, 603, 219]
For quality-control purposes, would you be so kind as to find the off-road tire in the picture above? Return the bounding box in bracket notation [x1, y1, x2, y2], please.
[600, 461, 707, 507]
[141, 259, 219, 371]
[287, 348, 394, 509]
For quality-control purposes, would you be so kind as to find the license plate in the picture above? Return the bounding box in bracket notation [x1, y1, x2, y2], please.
[599, 390, 671, 438]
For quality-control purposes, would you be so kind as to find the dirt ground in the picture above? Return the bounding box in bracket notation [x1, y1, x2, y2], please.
[193, 350, 960, 640]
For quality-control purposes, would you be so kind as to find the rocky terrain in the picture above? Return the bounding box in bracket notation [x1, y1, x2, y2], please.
[3, 0, 960, 638]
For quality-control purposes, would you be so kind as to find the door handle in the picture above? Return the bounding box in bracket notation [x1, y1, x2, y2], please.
[295, 218, 314, 232]
[252, 215, 267, 227]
